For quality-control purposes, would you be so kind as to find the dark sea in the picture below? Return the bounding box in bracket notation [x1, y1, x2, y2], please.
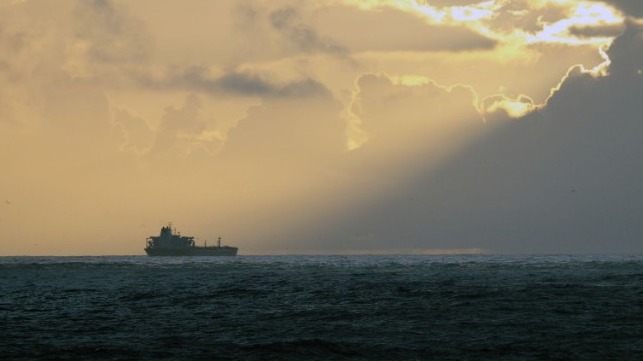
[1, 255, 642, 360]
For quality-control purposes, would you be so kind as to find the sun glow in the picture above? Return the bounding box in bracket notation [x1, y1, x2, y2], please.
[329, 0, 625, 48]
[450, 3, 497, 22]
[528, 2, 623, 45]
[484, 94, 536, 119]
[333, 0, 498, 25]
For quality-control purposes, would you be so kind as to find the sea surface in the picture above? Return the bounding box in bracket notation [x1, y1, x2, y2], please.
[1, 255, 642, 360]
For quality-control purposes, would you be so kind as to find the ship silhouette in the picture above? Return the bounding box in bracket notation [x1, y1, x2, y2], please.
[144, 224, 238, 256]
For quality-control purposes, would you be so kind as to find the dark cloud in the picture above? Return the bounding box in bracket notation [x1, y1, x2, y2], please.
[231, 3, 351, 62]
[269, 7, 350, 57]
[216, 72, 275, 96]
[138, 66, 332, 99]
[604, 22, 643, 77]
[283, 23, 643, 254]
[569, 23, 625, 38]
[217, 72, 331, 98]
[213, 72, 330, 99]
[591, 0, 643, 18]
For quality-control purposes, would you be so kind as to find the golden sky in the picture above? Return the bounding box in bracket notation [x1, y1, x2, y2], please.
[1, 0, 643, 255]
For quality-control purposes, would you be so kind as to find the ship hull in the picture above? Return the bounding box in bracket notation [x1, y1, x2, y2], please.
[145, 247, 238, 257]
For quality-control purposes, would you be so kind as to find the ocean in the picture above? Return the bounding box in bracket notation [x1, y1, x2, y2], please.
[1, 255, 641, 360]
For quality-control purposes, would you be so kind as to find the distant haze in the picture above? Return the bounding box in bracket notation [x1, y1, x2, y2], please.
[1, 0, 643, 255]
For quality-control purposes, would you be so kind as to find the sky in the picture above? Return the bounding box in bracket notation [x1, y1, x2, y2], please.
[1, 0, 643, 255]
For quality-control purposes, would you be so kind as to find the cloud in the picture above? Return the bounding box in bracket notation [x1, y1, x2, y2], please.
[352, 73, 482, 152]
[269, 6, 350, 57]
[0, 3, 58, 125]
[315, 5, 497, 52]
[137, 66, 332, 99]
[603, 22, 643, 76]
[2, 0, 641, 255]
[591, 0, 643, 18]
[223, 90, 345, 163]
[112, 107, 155, 155]
[248, 72, 491, 252]
[280, 22, 643, 254]
[230, 2, 352, 64]
[0, 0, 122, 145]
[424, 0, 487, 6]
[218, 72, 331, 98]
[71, 0, 152, 64]
[0, 25, 28, 71]
[146, 94, 222, 158]
[568, 23, 625, 38]
[234, 2, 497, 58]
[333, 0, 625, 48]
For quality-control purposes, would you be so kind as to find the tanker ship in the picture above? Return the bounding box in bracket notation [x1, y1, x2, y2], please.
[144, 224, 238, 256]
